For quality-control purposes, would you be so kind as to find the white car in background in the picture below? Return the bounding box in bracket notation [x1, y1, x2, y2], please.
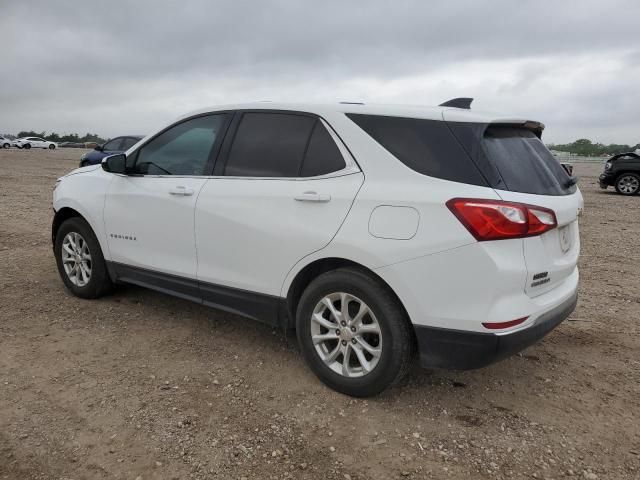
[0, 136, 11, 148]
[15, 137, 57, 149]
[51, 100, 582, 396]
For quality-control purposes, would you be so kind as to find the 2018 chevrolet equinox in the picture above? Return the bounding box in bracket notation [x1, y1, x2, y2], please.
[52, 100, 582, 396]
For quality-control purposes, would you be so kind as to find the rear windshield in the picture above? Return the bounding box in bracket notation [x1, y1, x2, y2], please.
[482, 127, 574, 196]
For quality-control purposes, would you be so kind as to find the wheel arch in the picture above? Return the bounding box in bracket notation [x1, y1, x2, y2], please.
[615, 170, 640, 178]
[284, 257, 412, 330]
[52, 207, 84, 248]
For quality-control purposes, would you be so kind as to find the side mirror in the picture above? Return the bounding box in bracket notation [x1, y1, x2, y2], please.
[102, 154, 127, 174]
[94, 144, 104, 152]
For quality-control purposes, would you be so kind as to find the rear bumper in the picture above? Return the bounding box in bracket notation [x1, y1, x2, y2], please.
[415, 290, 578, 370]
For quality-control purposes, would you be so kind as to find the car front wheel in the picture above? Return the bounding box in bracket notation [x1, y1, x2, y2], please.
[48, 144, 56, 149]
[23, 143, 31, 149]
[615, 173, 640, 195]
[296, 267, 414, 397]
[2, 143, 9, 149]
[54, 217, 113, 299]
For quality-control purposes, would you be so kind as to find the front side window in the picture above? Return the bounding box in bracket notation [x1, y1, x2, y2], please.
[103, 138, 123, 151]
[133, 114, 228, 175]
[120, 137, 140, 151]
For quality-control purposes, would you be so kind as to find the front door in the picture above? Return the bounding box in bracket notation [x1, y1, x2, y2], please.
[103, 113, 230, 296]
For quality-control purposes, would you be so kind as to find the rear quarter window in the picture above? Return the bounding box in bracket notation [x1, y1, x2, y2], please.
[346, 114, 488, 186]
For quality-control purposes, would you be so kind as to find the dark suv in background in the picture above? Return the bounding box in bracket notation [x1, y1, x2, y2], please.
[80, 136, 143, 167]
[599, 152, 640, 195]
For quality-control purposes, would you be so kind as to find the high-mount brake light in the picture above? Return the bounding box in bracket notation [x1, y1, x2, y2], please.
[446, 198, 557, 241]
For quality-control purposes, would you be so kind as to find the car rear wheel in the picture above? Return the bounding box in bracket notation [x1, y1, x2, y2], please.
[2, 143, 9, 149]
[48, 144, 55, 149]
[54, 217, 113, 299]
[615, 173, 640, 195]
[296, 267, 414, 397]
[23, 143, 31, 149]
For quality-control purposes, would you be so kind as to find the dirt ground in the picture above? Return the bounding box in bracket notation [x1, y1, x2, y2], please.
[0, 148, 638, 480]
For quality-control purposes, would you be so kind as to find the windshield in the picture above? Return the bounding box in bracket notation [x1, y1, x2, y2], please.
[448, 123, 575, 196]
[482, 127, 574, 195]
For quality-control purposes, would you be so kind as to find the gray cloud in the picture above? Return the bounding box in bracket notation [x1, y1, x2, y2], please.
[1, 0, 639, 144]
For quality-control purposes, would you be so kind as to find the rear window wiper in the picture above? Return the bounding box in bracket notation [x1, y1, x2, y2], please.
[565, 176, 578, 188]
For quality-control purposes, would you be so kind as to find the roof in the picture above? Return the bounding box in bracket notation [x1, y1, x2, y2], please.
[178, 101, 538, 126]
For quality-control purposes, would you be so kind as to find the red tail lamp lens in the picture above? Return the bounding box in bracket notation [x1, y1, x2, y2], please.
[482, 317, 528, 330]
[446, 198, 557, 241]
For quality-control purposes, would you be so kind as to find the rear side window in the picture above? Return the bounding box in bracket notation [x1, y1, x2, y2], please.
[103, 138, 123, 151]
[120, 137, 140, 150]
[225, 113, 316, 177]
[300, 121, 346, 177]
[481, 127, 573, 196]
[346, 114, 488, 186]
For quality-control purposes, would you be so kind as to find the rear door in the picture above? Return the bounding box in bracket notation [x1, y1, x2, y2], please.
[195, 111, 363, 306]
[450, 123, 583, 297]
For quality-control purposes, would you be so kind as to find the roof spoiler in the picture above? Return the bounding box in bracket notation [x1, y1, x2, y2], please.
[439, 97, 473, 109]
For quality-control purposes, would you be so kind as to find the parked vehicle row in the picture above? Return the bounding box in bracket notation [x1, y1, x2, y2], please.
[0, 136, 58, 149]
[52, 100, 582, 396]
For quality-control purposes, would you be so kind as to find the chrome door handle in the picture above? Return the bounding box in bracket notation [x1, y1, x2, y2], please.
[169, 186, 194, 196]
[294, 191, 331, 203]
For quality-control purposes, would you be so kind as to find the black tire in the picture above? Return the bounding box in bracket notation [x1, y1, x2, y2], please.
[54, 217, 113, 299]
[2, 143, 9, 149]
[23, 143, 31, 150]
[48, 144, 55, 149]
[80, 160, 90, 167]
[614, 173, 640, 196]
[296, 267, 414, 397]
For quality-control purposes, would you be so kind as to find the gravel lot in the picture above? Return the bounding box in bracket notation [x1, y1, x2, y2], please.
[1, 148, 639, 480]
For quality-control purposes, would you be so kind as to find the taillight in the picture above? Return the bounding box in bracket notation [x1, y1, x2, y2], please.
[446, 198, 557, 241]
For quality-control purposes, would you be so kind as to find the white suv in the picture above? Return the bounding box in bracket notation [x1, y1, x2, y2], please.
[16, 136, 57, 149]
[52, 101, 582, 396]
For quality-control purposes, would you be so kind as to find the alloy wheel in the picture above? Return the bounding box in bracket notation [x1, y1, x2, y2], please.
[617, 175, 639, 194]
[61, 232, 92, 287]
[310, 292, 382, 378]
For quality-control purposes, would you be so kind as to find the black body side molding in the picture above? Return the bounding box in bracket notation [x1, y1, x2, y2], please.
[106, 262, 286, 327]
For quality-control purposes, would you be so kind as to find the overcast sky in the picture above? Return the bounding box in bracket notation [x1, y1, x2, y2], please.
[1, 0, 639, 144]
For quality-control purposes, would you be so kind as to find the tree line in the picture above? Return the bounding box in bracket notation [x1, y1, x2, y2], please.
[547, 139, 640, 157]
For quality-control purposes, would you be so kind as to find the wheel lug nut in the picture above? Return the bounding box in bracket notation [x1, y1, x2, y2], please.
[341, 340, 347, 346]
[351, 338, 356, 344]
[335, 329, 340, 335]
[341, 321, 346, 326]
[350, 326, 356, 332]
